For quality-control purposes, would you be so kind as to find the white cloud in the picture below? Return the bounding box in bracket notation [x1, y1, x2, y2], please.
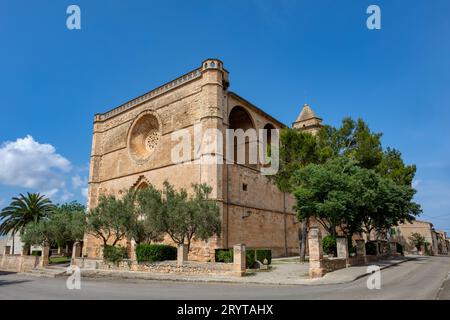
[0, 135, 71, 196]
[72, 175, 87, 189]
[41, 188, 60, 199]
[81, 187, 88, 199]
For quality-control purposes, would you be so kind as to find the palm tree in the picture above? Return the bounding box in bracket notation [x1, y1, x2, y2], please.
[0, 193, 55, 254]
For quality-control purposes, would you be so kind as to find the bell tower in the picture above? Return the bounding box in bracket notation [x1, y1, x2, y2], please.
[292, 104, 323, 135]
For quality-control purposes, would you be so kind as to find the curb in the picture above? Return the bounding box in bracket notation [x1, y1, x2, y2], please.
[76, 257, 414, 287]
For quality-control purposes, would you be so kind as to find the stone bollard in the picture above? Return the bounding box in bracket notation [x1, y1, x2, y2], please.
[177, 244, 188, 267]
[355, 239, 367, 264]
[336, 237, 350, 267]
[98, 245, 104, 259]
[129, 240, 137, 262]
[40, 245, 50, 268]
[72, 242, 82, 260]
[389, 241, 397, 255]
[233, 244, 246, 277]
[308, 227, 325, 278]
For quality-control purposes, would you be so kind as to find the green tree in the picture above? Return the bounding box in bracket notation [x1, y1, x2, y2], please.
[408, 232, 427, 252]
[86, 192, 135, 247]
[153, 182, 221, 251]
[274, 128, 319, 261]
[364, 177, 420, 239]
[185, 183, 221, 251]
[21, 201, 86, 250]
[291, 158, 357, 237]
[316, 118, 383, 169]
[21, 219, 53, 247]
[277, 117, 419, 257]
[291, 157, 421, 238]
[275, 128, 319, 192]
[0, 193, 55, 253]
[376, 148, 416, 186]
[133, 185, 164, 244]
[47, 202, 86, 248]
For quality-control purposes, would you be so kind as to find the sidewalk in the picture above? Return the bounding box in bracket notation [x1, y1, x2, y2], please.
[78, 256, 414, 286]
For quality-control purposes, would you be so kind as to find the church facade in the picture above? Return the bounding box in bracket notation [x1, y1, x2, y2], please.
[83, 59, 322, 261]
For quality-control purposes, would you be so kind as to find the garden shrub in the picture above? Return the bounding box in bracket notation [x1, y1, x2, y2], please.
[215, 248, 272, 268]
[322, 235, 337, 256]
[255, 249, 272, 265]
[103, 245, 129, 264]
[365, 241, 377, 255]
[135, 244, 177, 262]
[246, 249, 256, 268]
[215, 249, 233, 263]
[31, 250, 41, 256]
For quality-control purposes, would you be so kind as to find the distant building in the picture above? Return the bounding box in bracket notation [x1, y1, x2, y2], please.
[435, 230, 449, 255]
[393, 220, 443, 255]
[0, 233, 41, 255]
[0, 233, 23, 255]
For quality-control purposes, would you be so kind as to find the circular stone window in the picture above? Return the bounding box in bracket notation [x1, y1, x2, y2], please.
[128, 112, 161, 163]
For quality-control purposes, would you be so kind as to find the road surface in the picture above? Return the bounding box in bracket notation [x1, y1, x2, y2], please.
[0, 256, 449, 300]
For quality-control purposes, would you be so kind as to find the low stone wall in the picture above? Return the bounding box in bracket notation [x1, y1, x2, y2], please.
[0, 255, 40, 272]
[72, 258, 233, 275]
[323, 258, 347, 272]
[323, 254, 396, 273]
[349, 256, 368, 267]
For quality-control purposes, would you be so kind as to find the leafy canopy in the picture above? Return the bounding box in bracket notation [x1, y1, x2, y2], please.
[22, 201, 86, 247]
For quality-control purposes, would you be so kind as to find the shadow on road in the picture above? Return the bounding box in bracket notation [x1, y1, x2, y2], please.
[0, 271, 31, 287]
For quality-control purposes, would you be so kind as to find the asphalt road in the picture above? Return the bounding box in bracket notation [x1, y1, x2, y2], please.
[0, 256, 449, 300]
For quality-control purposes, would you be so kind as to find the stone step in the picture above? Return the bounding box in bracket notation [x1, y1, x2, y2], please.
[24, 267, 68, 278]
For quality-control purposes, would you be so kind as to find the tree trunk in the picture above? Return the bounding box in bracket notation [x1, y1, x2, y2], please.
[299, 218, 308, 262]
[187, 238, 191, 252]
[12, 232, 15, 255]
[366, 228, 372, 241]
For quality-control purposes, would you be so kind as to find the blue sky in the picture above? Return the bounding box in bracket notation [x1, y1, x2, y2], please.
[0, 0, 449, 232]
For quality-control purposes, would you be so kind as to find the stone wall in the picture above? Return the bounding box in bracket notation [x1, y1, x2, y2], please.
[322, 254, 393, 273]
[0, 255, 40, 272]
[323, 258, 347, 272]
[72, 258, 233, 275]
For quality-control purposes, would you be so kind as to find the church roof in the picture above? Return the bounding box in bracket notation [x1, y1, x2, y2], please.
[296, 104, 319, 122]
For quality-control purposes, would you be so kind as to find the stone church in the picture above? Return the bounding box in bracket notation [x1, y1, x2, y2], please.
[82, 59, 323, 261]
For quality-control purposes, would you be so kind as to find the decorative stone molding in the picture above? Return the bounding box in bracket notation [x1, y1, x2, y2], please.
[127, 111, 162, 164]
[131, 175, 152, 190]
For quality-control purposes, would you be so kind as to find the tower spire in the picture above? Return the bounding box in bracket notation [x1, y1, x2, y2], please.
[292, 104, 323, 134]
